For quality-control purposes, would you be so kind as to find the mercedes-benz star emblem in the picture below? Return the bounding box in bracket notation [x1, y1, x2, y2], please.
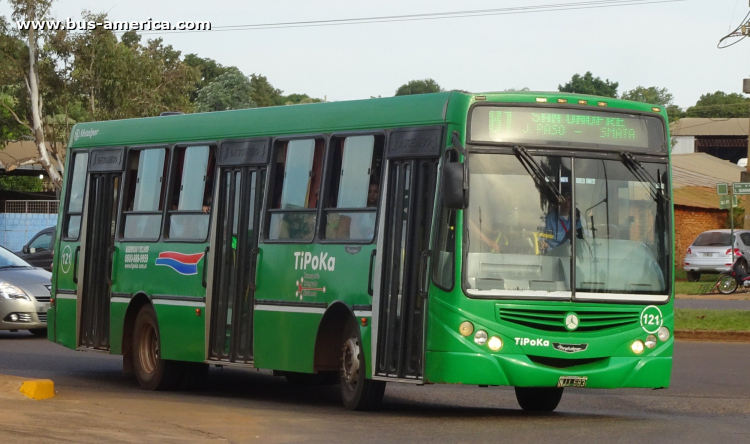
[564, 313, 579, 331]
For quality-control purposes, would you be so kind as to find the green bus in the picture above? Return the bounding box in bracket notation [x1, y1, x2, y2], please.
[49, 91, 673, 411]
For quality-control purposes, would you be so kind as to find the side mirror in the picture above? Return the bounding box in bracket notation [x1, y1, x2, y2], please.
[22, 245, 30, 254]
[442, 162, 468, 210]
[29, 247, 37, 254]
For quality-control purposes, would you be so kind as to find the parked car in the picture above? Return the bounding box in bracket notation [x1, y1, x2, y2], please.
[0, 245, 51, 336]
[683, 229, 750, 282]
[14, 226, 55, 271]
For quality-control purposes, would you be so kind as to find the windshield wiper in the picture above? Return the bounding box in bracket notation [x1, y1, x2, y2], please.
[513, 146, 565, 203]
[620, 152, 670, 202]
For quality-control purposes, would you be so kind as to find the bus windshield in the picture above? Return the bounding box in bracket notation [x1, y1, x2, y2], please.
[464, 152, 670, 301]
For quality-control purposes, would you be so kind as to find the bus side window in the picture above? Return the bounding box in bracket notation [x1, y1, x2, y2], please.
[63, 151, 89, 240]
[166, 145, 215, 240]
[122, 148, 169, 240]
[267, 138, 324, 241]
[323, 135, 383, 242]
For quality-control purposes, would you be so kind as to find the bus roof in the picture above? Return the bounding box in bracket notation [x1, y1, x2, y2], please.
[67, 90, 665, 150]
[68, 92, 458, 149]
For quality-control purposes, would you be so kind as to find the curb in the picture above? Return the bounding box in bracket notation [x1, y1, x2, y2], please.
[0, 376, 55, 400]
[19, 379, 55, 400]
[674, 329, 750, 342]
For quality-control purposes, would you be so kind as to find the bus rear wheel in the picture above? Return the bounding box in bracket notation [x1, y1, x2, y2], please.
[133, 304, 181, 391]
[514, 387, 564, 412]
[340, 321, 385, 410]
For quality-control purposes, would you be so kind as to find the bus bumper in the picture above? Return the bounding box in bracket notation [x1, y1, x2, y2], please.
[424, 350, 672, 389]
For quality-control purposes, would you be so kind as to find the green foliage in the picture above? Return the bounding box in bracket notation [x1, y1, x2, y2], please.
[250, 74, 283, 107]
[184, 54, 231, 102]
[281, 93, 323, 105]
[621, 86, 673, 106]
[395, 79, 442, 96]
[194, 67, 256, 112]
[558, 71, 618, 98]
[666, 105, 685, 123]
[685, 91, 750, 118]
[727, 205, 745, 230]
[0, 175, 43, 191]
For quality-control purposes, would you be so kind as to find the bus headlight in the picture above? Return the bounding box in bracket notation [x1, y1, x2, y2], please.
[631, 340, 645, 354]
[657, 327, 670, 342]
[459, 321, 474, 337]
[645, 335, 657, 349]
[488, 336, 503, 351]
[474, 330, 488, 345]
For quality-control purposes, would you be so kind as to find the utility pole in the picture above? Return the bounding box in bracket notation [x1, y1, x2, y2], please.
[744, 78, 750, 229]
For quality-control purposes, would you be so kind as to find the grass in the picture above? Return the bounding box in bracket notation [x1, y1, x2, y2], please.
[674, 309, 750, 331]
[673, 269, 721, 295]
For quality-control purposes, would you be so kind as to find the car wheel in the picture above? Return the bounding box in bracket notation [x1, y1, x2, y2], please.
[28, 328, 47, 338]
[133, 304, 181, 390]
[686, 271, 700, 282]
[340, 319, 385, 410]
[514, 386, 564, 412]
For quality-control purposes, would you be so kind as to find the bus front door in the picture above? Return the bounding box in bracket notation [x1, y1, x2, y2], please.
[208, 166, 265, 363]
[373, 128, 440, 381]
[78, 150, 124, 350]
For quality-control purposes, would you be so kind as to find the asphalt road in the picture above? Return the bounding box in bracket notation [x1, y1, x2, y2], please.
[0, 333, 748, 443]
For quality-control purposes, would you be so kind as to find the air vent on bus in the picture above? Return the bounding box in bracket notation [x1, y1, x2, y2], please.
[497, 307, 640, 332]
[527, 355, 607, 369]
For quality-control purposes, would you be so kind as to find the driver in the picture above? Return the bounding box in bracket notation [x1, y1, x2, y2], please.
[539, 187, 582, 251]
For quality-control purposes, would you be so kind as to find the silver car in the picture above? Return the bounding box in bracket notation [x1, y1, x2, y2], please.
[683, 229, 750, 282]
[0, 245, 51, 336]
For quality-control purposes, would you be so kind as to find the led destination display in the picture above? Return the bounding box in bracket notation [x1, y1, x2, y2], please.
[470, 106, 666, 152]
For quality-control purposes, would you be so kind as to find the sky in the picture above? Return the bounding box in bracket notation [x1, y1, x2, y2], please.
[2, 0, 749, 109]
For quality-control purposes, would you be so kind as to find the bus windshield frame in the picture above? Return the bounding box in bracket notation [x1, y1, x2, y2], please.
[461, 148, 671, 304]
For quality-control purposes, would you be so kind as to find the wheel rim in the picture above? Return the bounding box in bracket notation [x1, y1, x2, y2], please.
[719, 276, 736, 293]
[341, 336, 360, 388]
[138, 323, 159, 374]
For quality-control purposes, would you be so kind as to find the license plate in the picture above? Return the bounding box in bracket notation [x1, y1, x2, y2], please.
[702, 253, 713, 257]
[557, 376, 587, 388]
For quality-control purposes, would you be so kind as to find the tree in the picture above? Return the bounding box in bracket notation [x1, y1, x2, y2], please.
[1, 0, 62, 187]
[558, 72, 618, 98]
[685, 91, 750, 118]
[395, 79, 442, 96]
[621, 86, 673, 106]
[194, 67, 256, 112]
[281, 93, 323, 105]
[184, 54, 230, 102]
[250, 74, 283, 108]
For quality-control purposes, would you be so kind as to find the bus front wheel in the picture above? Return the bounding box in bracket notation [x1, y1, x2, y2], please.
[514, 387, 564, 412]
[133, 304, 181, 391]
[340, 320, 385, 410]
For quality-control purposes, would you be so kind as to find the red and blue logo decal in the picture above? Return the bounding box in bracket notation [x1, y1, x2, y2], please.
[155, 251, 205, 275]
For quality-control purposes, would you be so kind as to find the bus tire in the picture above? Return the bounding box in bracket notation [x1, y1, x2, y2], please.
[514, 387, 564, 412]
[133, 304, 180, 391]
[340, 320, 385, 410]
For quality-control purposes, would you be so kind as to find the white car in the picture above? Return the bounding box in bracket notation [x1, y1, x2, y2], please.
[684, 229, 750, 282]
[0, 246, 51, 336]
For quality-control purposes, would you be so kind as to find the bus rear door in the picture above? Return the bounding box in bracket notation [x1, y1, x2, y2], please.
[77, 148, 125, 350]
[206, 139, 269, 364]
[372, 127, 441, 381]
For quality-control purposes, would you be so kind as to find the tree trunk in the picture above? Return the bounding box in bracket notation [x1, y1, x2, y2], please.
[26, 9, 62, 189]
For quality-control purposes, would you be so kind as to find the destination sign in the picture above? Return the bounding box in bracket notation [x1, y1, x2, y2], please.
[470, 106, 666, 153]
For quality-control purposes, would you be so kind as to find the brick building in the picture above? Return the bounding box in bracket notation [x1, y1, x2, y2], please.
[671, 153, 744, 268]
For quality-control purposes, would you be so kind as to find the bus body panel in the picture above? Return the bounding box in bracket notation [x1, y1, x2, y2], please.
[49, 91, 674, 401]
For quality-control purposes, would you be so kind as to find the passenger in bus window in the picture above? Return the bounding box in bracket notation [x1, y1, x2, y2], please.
[349, 182, 379, 240]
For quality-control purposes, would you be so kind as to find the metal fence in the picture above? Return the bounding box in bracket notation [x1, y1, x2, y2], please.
[0, 200, 59, 252]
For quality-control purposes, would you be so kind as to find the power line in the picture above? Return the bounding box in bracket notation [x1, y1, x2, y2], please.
[126, 0, 686, 35]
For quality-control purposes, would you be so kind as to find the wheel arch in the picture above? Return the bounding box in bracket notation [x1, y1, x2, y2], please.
[121, 292, 152, 374]
[313, 301, 356, 373]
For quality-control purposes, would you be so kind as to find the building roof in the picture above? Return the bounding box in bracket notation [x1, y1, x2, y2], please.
[670, 118, 749, 137]
[671, 153, 745, 209]
[0, 141, 44, 172]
